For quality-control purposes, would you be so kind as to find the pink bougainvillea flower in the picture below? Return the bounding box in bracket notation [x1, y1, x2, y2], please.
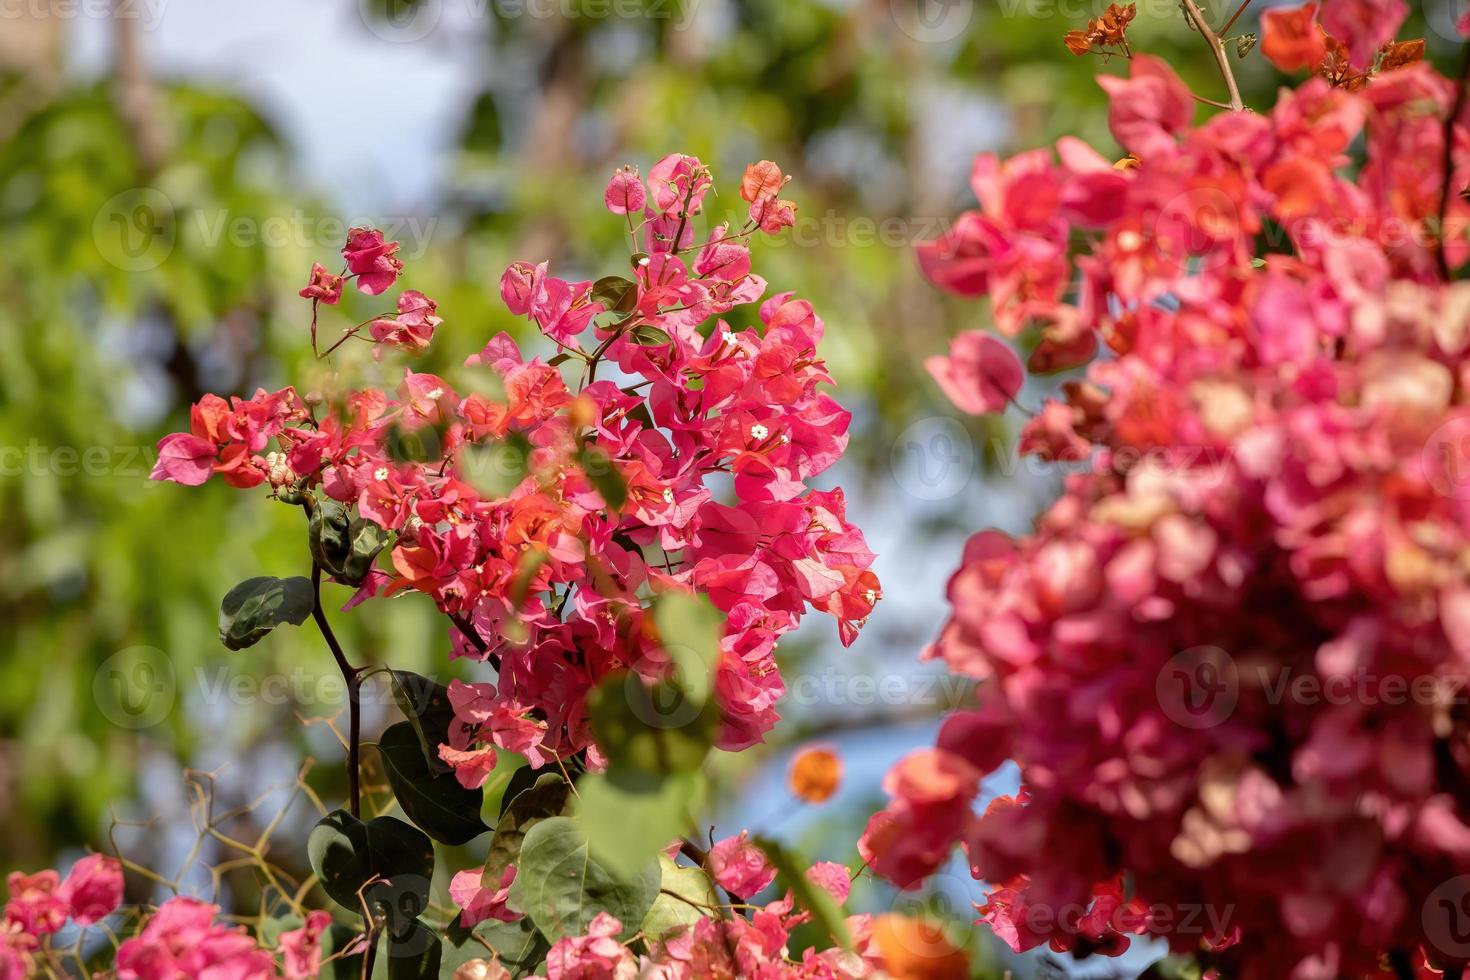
[545, 912, 636, 980]
[1261, 2, 1328, 72]
[116, 897, 276, 980]
[369, 289, 442, 354]
[58, 854, 123, 927]
[299, 262, 344, 305]
[604, 166, 646, 215]
[1095, 54, 1193, 158]
[279, 910, 332, 980]
[1320, 0, 1407, 66]
[708, 833, 777, 899]
[153, 157, 881, 844]
[149, 432, 218, 486]
[449, 866, 520, 928]
[923, 331, 1024, 415]
[4, 871, 67, 936]
[342, 226, 403, 295]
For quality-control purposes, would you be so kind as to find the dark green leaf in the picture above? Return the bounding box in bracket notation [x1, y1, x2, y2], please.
[388, 670, 455, 774]
[384, 919, 440, 980]
[309, 496, 352, 576]
[377, 722, 489, 846]
[497, 763, 542, 818]
[629, 324, 672, 346]
[307, 809, 434, 933]
[591, 275, 638, 314]
[506, 816, 660, 942]
[754, 837, 851, 950]
[486, 771, 573, 878]
[341, 517, 388, 585]
[218, 576, 314, 651]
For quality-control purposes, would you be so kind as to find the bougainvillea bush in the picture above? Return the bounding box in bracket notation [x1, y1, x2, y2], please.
[862, 0, 1470, 977]
[0, 156, 925, 979]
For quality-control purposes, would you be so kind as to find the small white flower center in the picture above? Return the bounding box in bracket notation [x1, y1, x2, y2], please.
[750, 423, 769, 441]
[865, 589, 878, 604]
[662, 488, 675, 503]
[425, 387, 445, 400]
[374, 466, 390, 481]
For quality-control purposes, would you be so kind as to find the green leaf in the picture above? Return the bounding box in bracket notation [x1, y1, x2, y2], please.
[629, 324, 672, 346]
[753, 837, 851, 950]
[588, 672, 716, 775]
[441, 916, 549, 979]
[486, 772, 574, 878]
[497, 763, 543, 818]
[309, 496, 352, 576]
[384, 919, 440, 980]
[459, 434, 531, 500]
[590, 275, 638, 314]
[577, 444, 626, 510]
[652, 592, 723, 706]
[388, 670, 455, 774]
[341, 517, 389, 585]
[576, 769, 705, 880]
[218, 576, 314, 651]
[306, 809, 434, 934]
[506, 816, 660, 942]
[377, 721, 489, 846]
[641, 854, 720, 940]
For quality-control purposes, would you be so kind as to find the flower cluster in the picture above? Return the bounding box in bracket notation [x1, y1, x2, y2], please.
[152, 154, 879, 783]
[865, 3, 1470, 977]
[3, 856, 123, 978]
[116, 899, 331, 980]
[3, 862, 340, 980]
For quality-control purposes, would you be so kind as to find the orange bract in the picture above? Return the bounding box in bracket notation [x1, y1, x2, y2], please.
[1063, 2, 1136, 57]
[870, 915, 970, 980]
[788, 745, 843, 803]
[741, 161, 786, 203]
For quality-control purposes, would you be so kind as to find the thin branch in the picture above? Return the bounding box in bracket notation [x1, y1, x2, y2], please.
[311, 563, 364, 817]
[1179, 0, 1245, 112]
[1219, 0, 1254, 36]
[679, 838, 709, 867]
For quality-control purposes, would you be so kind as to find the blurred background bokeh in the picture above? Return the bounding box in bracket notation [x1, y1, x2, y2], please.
[1, 0, 1463, 972]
